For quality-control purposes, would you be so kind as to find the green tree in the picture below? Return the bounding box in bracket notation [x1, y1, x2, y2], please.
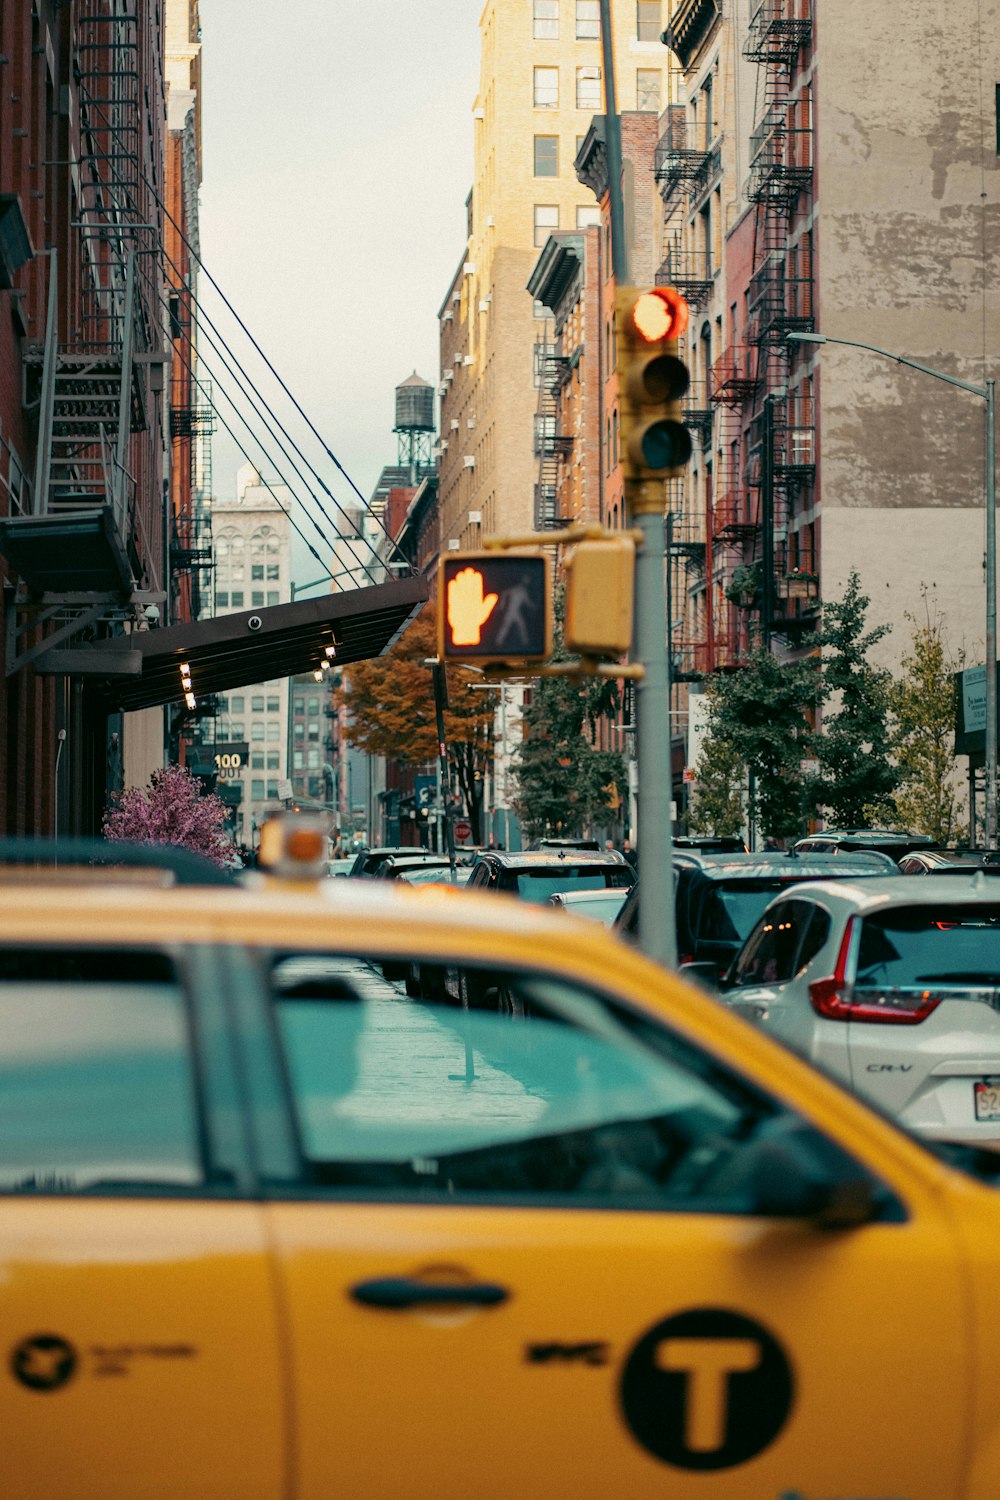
[510, 599, 626, 840]
[705, 648, 819, 839]
[890, 602, 967, 842]
[687, 711, 746, 837]
[806, 569, 899, 826]
[335, 608, 494, 840]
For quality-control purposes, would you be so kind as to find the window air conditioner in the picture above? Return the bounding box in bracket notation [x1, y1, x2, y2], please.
[468, 511, 482, 524]
[450, 419, 460, 430]
[463, 262, 475, 275]
[478, 300, 489, 313]
[473, 107, 485, 120]
[486, 215, 495, 227]
[447, 539, 461, 550]
[463, 456, 476, 469]
[463, 355, 474, 366]
[467, 417, 476, 429]
[442, 309, 453, 322]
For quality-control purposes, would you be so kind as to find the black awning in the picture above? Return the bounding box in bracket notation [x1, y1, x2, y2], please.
[45, 574, 428, 711]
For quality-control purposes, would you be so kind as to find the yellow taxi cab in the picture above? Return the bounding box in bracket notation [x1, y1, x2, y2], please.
[3, 820, 1000, 1499]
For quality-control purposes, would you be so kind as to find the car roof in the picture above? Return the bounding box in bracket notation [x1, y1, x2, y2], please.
[759, 871, 1000, 912]
[550, 887, 627, 904]
[472, 849, 629, 867]
[674, 850, 898, 879]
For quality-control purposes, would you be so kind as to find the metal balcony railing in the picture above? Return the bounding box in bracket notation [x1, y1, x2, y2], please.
[709, 345, 760, 404]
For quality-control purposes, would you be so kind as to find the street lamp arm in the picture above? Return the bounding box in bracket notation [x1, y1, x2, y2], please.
[788, 332, 988, 400]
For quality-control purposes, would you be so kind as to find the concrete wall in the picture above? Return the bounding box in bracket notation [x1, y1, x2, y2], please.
[815, 0, 1000, 666]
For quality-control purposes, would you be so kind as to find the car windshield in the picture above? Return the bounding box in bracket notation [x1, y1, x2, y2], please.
[555, 891, 628, 924]
[857, 906, 1000, 987]
[710, 880, 798, 943]
[515, 869, 628, 903]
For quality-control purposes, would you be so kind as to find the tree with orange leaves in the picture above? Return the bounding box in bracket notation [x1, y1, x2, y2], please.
[335, 607, 494, 841]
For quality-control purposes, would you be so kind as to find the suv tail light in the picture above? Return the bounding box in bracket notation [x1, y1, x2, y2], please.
[808, 917, 942, 1025]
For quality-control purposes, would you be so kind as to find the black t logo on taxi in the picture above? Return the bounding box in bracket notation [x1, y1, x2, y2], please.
[11, 1334, 78, 1392]
[620, 1308, 794, 1470]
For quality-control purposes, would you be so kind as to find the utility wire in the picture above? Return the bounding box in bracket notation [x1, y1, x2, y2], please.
[143, 170, 415, 570]
[158, 241, 383, 586]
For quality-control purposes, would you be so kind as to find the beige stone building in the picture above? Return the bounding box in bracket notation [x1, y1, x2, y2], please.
[437, 0, 672, 553]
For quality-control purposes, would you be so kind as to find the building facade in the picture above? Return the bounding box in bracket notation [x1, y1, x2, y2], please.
[436, 0, 670, 555]
[211, 464, 292, 846]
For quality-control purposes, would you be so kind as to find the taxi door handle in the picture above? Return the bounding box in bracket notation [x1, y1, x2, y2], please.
[350, 1277, 509, 1309]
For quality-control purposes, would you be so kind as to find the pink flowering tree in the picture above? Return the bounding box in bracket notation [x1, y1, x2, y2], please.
[102, 763, 234, 867]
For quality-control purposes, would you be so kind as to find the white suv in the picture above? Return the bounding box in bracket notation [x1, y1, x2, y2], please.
[720, 873, 1000, 1145]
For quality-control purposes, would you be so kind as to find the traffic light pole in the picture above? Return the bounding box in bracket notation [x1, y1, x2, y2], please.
[788, 332, 997, 846]
[600, 0, 678, 968]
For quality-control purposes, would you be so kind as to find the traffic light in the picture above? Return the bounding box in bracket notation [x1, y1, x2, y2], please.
[615, 285, 692, 506]
[439, 550, 552, 665]
[563, 536, 635, 657]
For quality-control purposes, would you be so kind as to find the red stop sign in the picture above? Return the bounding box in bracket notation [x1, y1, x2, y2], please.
[454, 819, 472, 841]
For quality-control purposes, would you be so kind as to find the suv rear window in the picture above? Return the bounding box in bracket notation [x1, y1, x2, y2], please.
[514, 868, 631, 904]
[858, 906, 1000, 987]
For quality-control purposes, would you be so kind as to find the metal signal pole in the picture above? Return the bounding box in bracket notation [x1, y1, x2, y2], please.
[599, 0, 677, 967]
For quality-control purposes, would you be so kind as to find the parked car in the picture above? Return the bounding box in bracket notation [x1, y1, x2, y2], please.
[347, 845, 424, 879]
[899, 848, 1000, 875]
[616, 850, 899, 978]
[547, 887, 630, 926]
[326, 857, 356, 878]
[719, 873, 1000, 1145]
[374, 854, 472, 882]
[673, 835, 749, 854]
[793, 829, 940, 862]
[465, 848, 635, 905]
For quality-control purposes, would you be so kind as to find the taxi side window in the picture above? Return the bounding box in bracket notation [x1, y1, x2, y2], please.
[266, 951, 801, 1212]
[0, 947, 203, 1193]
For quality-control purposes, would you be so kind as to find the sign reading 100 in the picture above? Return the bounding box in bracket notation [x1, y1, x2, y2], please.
[214, 752, 244, 780]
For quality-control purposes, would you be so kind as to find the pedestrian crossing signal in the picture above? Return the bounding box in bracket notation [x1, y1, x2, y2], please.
[439, 551, 552, 665]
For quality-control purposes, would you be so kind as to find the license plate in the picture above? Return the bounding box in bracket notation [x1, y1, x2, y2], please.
[974, 1080, 1000, 1120]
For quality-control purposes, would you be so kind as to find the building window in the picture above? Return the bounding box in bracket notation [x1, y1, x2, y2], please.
[267, 752, 280, 769]
[251, 723, 265, 742]
[251, 779, 265, 800]
[576, 204, 601, 228]
[636, 0, 660, 41]
[307, 699, 320, 716]
[266, 780, 278, 799]
[266, 563, 279, 580]
[576, 66, 601, 110]
[307, 723, 320, 742]
[252, 591, 264, 607]
[294, 723, 305, 741]
[267, 695, 280, 712]
[267, 591, 279, 606]
[231, 562, 245, 582]
[534, 204, 558, 246]
[230, 696, 244, 714]
[266, 723, 280, 742]
[533, 0, 558, 38]
[293, 696, 305, 714]
[576, 0, 599, 38]
[251, 564, 264, 581]
[636, 69, 660, 111]
[533, 135, 558, 176]
[252, 695, 265, 712]
[533, 66, 559, 109]
[293, 750, 304, 770]
[216, 591, 229, 607]
[307, 749, 320, 769]
[229, 722, 245, 741]
[230, 591, 244, 608]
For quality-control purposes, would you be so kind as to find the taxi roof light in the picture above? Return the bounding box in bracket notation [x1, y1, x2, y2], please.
[257, 812, 332, 881]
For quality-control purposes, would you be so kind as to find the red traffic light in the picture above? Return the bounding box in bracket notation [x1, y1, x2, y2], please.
[629, 286, 689, 344]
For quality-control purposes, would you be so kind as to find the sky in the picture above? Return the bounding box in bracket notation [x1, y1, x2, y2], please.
[197, 1, 481, 586]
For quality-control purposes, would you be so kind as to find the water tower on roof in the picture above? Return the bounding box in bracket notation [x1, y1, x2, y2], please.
[394, 371, 435, 484]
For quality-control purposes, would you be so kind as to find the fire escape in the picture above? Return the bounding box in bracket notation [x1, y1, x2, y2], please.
[532, 337, 573, 530]
[741, 0, 816, 642]
[1, 0, 164, 675]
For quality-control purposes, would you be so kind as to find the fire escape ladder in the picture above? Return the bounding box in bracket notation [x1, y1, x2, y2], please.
[533, 341, 572, 530]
